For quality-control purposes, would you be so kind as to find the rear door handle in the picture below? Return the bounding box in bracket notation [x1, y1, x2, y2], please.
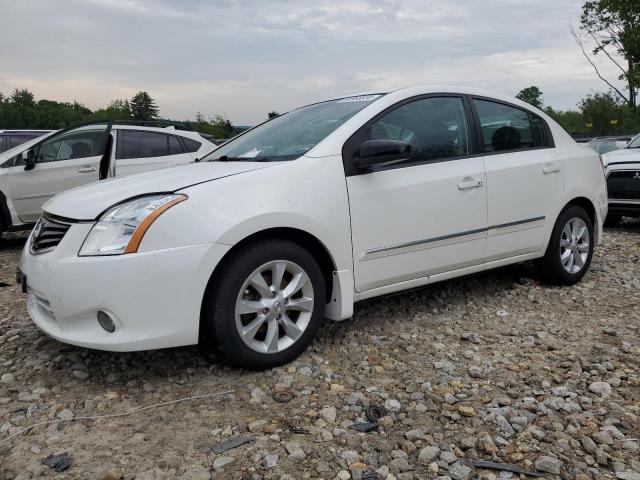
[458, 178, 484, 190]
[77, 167, 97, 173]
[543, 166, 561, 174]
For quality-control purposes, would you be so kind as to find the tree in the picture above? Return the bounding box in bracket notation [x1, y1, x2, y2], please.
[129, 91, 159, 120]
[574, 1, 640, 111]
[516, 86, 544, 109]
[579, 90, 622, 135]
[92, 99, 131, 120]
[267, 111, 279, 120]
[9, 88, 35, 107]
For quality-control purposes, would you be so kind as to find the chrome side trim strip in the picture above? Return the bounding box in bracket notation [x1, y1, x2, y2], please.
[609, 199, 640, 205]
[361, 216, 546, 261]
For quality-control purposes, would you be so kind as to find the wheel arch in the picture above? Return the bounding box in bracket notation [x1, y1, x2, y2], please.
[563, 196, 598, 243]
[199, 227, 340, 339]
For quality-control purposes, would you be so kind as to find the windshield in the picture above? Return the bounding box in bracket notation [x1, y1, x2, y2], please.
[627, 134, 640, 148]
[202, 95, 383, 162]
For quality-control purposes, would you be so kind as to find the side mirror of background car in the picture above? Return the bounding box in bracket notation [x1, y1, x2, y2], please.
[355, 139, 411, 170]
[22, 150, 36, 171]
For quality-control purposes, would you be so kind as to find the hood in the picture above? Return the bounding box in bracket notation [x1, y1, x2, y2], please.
[43, 161, 274, 220]
[602, 148, 640, 167]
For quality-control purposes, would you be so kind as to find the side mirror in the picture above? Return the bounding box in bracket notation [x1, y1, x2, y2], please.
[355, 139, 411, 170]
[22, 150, 36, 171]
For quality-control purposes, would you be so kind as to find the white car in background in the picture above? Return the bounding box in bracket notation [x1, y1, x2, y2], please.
[19, 86, 607, 369]
[601, 133, 640, 226]
[0, 123, 216, 233]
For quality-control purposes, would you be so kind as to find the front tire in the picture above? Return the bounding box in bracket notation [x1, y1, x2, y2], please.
[201, 239, 325, 370]
[535, 205, 594, 285]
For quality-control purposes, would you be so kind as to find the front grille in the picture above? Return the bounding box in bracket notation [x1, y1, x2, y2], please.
[607, 171, 640, 200]
[30, 215, 72, 253]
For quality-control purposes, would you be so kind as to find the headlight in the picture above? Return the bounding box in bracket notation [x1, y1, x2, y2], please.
[79, 194, 187, 256]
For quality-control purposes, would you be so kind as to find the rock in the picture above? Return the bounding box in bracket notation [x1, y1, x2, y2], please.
[212, 457, 234, 470]
[284, 441, 306, 463]
[534, 455, 563, 475]
[316, 461, 331, 473]
[263, 453, 278, 469]
[336, 471, 350, 480]
[385, 398, 402, 412]
[389, 457, 411, 473]
[72, 370, 89, 380]
[461, 332, 480, 343]
[0, 373, 14, 384]
[447, 462, 472, 480]
[57, 409, 74, 421]
[101, 468, 124, 480]
[341, 450, 359, 465]
[248, 419, 267, 432]
[616, 472, 640, 480]
[458, 406, 477, 417]
[581, 436, 598, 454]
[440, 450, 457, 464]
[418, 446, 440, 463]
[250, 387, 265, 403]
[405, 428, 428, 442]
[589, 381, 612, 397]
[495, 415, 515, 437]
[320, 406, 337, 424]
[478, 433, 498, 454]
[593, 431, 614, 445]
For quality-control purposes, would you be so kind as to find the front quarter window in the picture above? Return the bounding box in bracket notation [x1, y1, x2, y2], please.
[202, 94, 383, 162]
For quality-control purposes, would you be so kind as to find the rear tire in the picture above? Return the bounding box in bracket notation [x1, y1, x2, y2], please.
[535, 205, 594, 286]
[603, 214, 622, 228]
[201, 239, 325, 370]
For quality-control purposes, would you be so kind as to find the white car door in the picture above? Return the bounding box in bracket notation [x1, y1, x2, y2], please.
[345, 96, 488, 292]
[471, 98, 564, 261]
[114, 129, 195, 177]
[7, 125, 111, 223]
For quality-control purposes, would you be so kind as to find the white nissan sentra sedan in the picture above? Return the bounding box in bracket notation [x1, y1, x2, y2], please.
[19, 86, 608, 369]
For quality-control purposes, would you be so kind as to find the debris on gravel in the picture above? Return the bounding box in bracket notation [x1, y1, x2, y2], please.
[1, 223, 640, 479]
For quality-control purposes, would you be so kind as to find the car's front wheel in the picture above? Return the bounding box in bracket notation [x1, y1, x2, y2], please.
[535, 205, 594, 285]
[201, 239, 325, 370]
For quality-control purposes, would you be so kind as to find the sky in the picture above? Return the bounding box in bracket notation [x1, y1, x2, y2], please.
[0, 0, 627, 125]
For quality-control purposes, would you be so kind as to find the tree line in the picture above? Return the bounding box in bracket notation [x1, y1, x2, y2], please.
[0, 89, 238, 139]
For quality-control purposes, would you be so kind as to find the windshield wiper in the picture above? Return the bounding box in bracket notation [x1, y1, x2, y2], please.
[215, 155, 279, 162]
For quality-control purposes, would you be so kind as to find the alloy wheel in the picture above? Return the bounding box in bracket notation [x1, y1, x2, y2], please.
[235, 260, 314, 354]
[559, 217, 590, 274]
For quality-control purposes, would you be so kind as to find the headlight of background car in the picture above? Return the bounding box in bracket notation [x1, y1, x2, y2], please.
[79, 194, 187, 256]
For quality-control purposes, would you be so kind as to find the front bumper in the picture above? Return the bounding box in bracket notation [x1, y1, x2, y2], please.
[19, 223, 230, 351]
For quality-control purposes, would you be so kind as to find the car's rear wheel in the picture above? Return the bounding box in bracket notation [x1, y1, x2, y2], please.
[201, 239, 325, 370]
[603, 214, 622, 227]
[535, 205, 594, 285]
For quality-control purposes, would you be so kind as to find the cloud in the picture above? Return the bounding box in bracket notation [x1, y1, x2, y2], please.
[0, 0, 629, 123]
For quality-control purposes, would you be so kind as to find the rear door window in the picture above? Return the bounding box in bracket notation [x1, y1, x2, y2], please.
[473, 99, 548, 152]
[117, 130, 173, 159]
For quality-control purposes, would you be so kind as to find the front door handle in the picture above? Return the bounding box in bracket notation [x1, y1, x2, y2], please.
[543, 165, 561, 174]
[77, 167, 97, 173]
[458, 178, 484, 190]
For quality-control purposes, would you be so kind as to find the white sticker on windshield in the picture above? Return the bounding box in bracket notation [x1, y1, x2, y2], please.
[336, 95, 381, 103]
[238, 148, 261, 158]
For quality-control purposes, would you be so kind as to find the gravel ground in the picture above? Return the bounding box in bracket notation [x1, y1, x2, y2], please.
[0, 222, 639, 480]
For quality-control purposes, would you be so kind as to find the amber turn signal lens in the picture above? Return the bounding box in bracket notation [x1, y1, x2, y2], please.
[124, 195, 187, 254]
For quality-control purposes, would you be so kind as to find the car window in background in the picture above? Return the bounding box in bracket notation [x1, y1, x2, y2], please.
[474, 100, 542, 152]
[8, 136, 33, 150]
[366, 96, 470, 164]
[626, 135, 640, 149]
[36, 129, 106, 162]
[203, 94, 384, 162]
[182, 137, 202, 153]
[118, 130, 176, 159]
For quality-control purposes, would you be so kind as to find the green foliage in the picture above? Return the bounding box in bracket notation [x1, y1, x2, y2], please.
[580, 0, 640, 109]
[516, 86, 544, 109]
[129, 91, 159, 121]
[9, 88, 35, 107]
[91, 99, 132, 121]
[267, 111, 279, 120]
